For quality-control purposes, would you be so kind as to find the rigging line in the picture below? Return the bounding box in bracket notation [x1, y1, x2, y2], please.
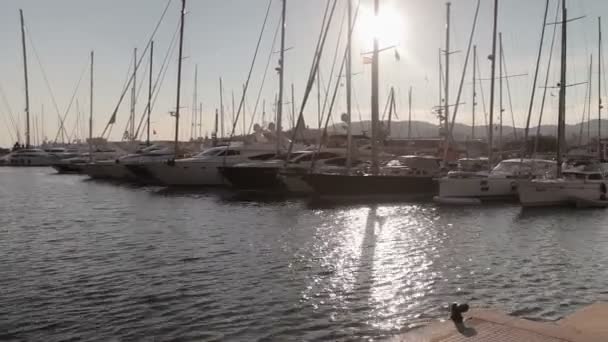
[523, 0, 550, 151]
[24, 26, 69, 140]
[101, 0, 174, 137]
[534, 0, 560, 156]
[123, 53, 151, 141]
[247, 17, 281, 134]
[352, 81, 366, 134]
[226, 0, 274, 147]
[578, 56, 590, 146]
[446, 0, 480, 148]
[475, 54, 488, 129]
[309, 1, 361, 169]
[318, 4, 347, 130]
[52, 61, 88, 143]
[0, 82, 20, 139]
[136, 22, 181, 140]
[501, 45, 518, 139]
[289, 0, 341, 165]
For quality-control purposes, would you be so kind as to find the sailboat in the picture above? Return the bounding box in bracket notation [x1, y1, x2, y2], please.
[434, 0, 559, 204]
[518, 6, 608, 208]
[302, 0, 441, 201]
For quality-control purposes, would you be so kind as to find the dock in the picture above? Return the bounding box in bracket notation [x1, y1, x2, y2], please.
[391, 303, 608, 342]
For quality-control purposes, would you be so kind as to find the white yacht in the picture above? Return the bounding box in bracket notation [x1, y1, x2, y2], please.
[2, 148, 58, 166]
[518, 160, 608, 208]
[143, 143, 281, 186]
[434, 158, 556, 205]
[81, 145, 174, 181]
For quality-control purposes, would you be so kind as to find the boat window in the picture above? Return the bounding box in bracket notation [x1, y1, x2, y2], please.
[324, 158, 347, 166]
[196, 148, 224, 157]
[248, 153, 277, 161]
[293, 154, 314, 162]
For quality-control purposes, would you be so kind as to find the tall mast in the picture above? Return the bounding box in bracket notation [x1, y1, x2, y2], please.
[346, 0, 353, 170]
[488, 0, 499, 170]
[173, 0, 186, 156]
[556, 0, 567, 177]
[598, 17, 603, 160]
[317, 64, 322, 129]
[243, 84, 247, 135]
[438, 48, 443, 132]
[588, 54, 593, 144]
[19, 9, 31, 147]
[443, 2, 451, 157]
[219, 77, 224, 138]
[89, 51, 94, 162]
[370, 0, 380, 174]
[147, 41, 153, 145]
[131, 47, 137, 141]
[231, 90, 235, 131]
[499, 32, 503, 158]
[276, 0, 287, 154]
[408, 86, 412, 139]
[290, 83, 295, 130]
[472, 45, 476, 139]
[192, 65, 198, 141]
[199, 102, 203, 139]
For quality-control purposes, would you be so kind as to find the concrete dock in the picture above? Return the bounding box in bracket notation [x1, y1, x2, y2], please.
[391, 303, 608, 342]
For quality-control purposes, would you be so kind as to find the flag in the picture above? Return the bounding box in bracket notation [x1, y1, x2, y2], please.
[153, 129, 157, 135]
[363, 56, 373, 64]
[394, 49, 401, 61]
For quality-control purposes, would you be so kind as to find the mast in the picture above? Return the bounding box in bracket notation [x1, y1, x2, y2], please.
[317, 64, 322, 129]
[408, 86, 412, 139]
[199, 102, 203, 139]
[499, 32, 503, 158]
[443, 2, 451, 157]
[438, 48, 443, 132]
[370, 0, 380, 174]
[556, 0, 567, 177]
[243, 84, 245, 137]
[599, 17, 603, 160]
[89, 50, 94, 162]
[588, 54, 593, 145]
[276, 0, 287, 154]
[231, 90, 235, 134]
[472, 45, 476, 139]
[192, 65, 198, 141]
[346, 0, 353, 170]
[219, 77, 224, 138]
[291, 83, 295, 131]
[19, 9, 31, 147]
[131, 48, 137, 141]
[488, 0, 498, 169]
[147, 41, 153, 145]
[173, 0, 186, 156]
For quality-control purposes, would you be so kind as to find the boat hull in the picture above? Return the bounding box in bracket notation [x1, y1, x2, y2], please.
[303, 173, 438, 200]
[52, 163, 85, 174]
[143, 161, 228, 186]
[219, 166, 285, 192]
[81, 162, 135, 180]
[435, 177, 519, 202]
[518, 179, 608, 207]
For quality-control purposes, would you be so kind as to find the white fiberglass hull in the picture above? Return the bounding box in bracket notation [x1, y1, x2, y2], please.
[436, 177, 519, 201]
[518, 179, 607, 207]
[144, 160, 229, 186]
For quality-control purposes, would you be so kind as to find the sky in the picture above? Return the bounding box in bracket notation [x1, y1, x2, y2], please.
[1, 0, 608, 147]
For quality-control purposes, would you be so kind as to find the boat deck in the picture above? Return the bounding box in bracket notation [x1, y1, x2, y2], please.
[390, 303, 608, 342]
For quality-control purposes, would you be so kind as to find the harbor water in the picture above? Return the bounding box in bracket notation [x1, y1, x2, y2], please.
[1, 167, 608, 341]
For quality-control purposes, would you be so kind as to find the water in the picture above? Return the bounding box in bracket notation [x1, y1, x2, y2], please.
[1, 167, 608, 341]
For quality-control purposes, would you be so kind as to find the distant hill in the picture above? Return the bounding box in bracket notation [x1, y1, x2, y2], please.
[327, 119, 608, 143]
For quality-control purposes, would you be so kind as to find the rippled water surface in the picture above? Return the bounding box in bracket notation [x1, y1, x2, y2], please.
[2, 167, 608, 341]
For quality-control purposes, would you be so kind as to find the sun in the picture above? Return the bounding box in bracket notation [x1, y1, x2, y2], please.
[357, 5, 404, 50]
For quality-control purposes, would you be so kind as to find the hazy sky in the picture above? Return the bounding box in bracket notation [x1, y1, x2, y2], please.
[1, 0, 608, 147]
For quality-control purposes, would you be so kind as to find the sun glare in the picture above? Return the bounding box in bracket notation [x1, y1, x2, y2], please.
[357, 5, 404, 50]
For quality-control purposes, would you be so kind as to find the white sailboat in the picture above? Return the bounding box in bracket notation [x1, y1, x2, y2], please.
[518, 5, 608, 208]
